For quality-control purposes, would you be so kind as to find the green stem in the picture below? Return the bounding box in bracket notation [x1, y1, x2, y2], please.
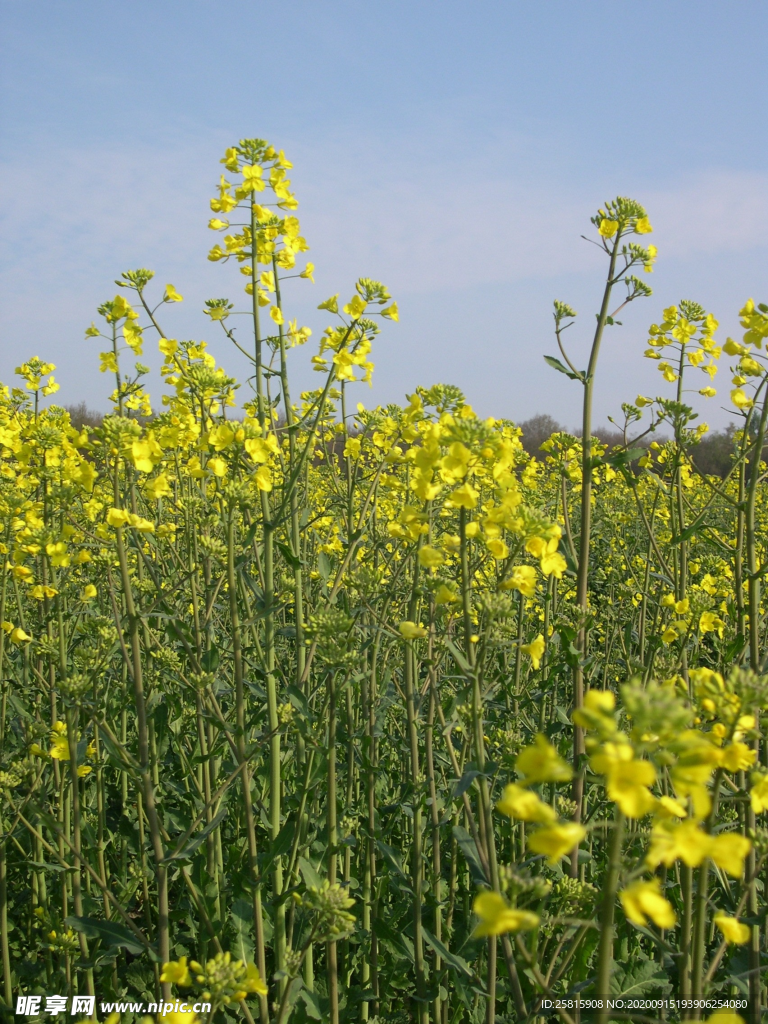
[571, 233, 621, 874]
[595, 810, 624, 1024]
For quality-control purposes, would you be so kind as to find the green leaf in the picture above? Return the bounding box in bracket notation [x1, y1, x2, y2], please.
[543, 355, 583, 381]
[299, 987, 324, 1020]
[602, 448, 645, 468]
[260, 820, 295, 879]
[298, 856, 323, 890]
[317, 551, 331, 582]
[277, 541, 303, 571]
[609, 957, 671, 997]
[670, 510, 710, 545]
[65, 916, 153, 958]
[5, 691, 33, 722]
[554, 705, 571, 726]
[724, 633, 747, 662]
[422, 926, 473, 978]
[453, 770, 481, 799]
[166, 806, 228, 863]
[201, 646, 220, 672]
[444, 638, 473, 677]
[373, 916, 414, 963]
[452, 826, 488, 887]
[230, 899, 255, 962]
[94, 729, 137, 776]
[376, 839, 408, 881]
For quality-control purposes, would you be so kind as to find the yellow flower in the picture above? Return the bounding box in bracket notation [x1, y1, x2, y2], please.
[242, 164, 265, 191]
[418, 546, 444, 569]
[710, 832, 751, 878]
[527, 822, 586, 864]
[572, 692, 620, 735]
[654, 795, 687, 819]
[243, 962, 268, 996]
[107, 508, 130, 528]
[500, 564, 537, 597]
[145, 473, 173, 500]
[731, 388, 753, 410]
[244, 437, 273, 463]
[740, 355, 762, 376]
[100, 350, 118, 374]
[49, 722, 70, 760]
[620, 878, 676, 929]
[221, 147, 239, 170]
[599, 218, 619, 238]
[750, 773, 768, 813]
[160, 956, 192, 986]
[586, 690, 615, 712]
[720, 741, 756, 772]
[127, 514, 155, 533]
[81, 585, 97, 601]
[164, 284, 183, 302]
[516, 734, 573, 784]
[318, 294, 339, 313]
[670, 732, 721, 817]
[634, 216, 653, 234]
[254, 465, 272, 491]
[46, 542, 70, 568]
[713, 913, 750, 945]
[130, 438, 161, 475]
[699, 610, 725, 637]
[525, 536, 547, 559]
[589, 741, 632, 775]
[646, 819, 712, 869]
[496, 783, 557, 823]
[434, 584, 459, 605]
[270, 306, 284, 325]
[398, 621, 428, 640]
[472, 891, 539, 937]
[446, 482, 479, 509]
[9, 627, 32, 644]
[343, 294, 367, 319]
[521, 634, 545, 669]
[604, 758, 657, 819]
[540, 551, 567, 578]
[486, 538, 509, 560]
[208, 423, 235, 451]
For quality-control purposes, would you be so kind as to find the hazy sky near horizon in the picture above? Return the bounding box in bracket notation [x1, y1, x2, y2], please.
[1, 1, 767, 430]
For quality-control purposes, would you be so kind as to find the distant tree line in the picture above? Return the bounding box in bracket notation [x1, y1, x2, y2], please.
[518, 413, 739, 479]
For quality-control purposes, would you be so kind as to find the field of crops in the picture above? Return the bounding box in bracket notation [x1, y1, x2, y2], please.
[2, 139, 768, 1024]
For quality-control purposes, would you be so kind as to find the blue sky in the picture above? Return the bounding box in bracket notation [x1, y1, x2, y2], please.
[1, 0, 767, 430]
